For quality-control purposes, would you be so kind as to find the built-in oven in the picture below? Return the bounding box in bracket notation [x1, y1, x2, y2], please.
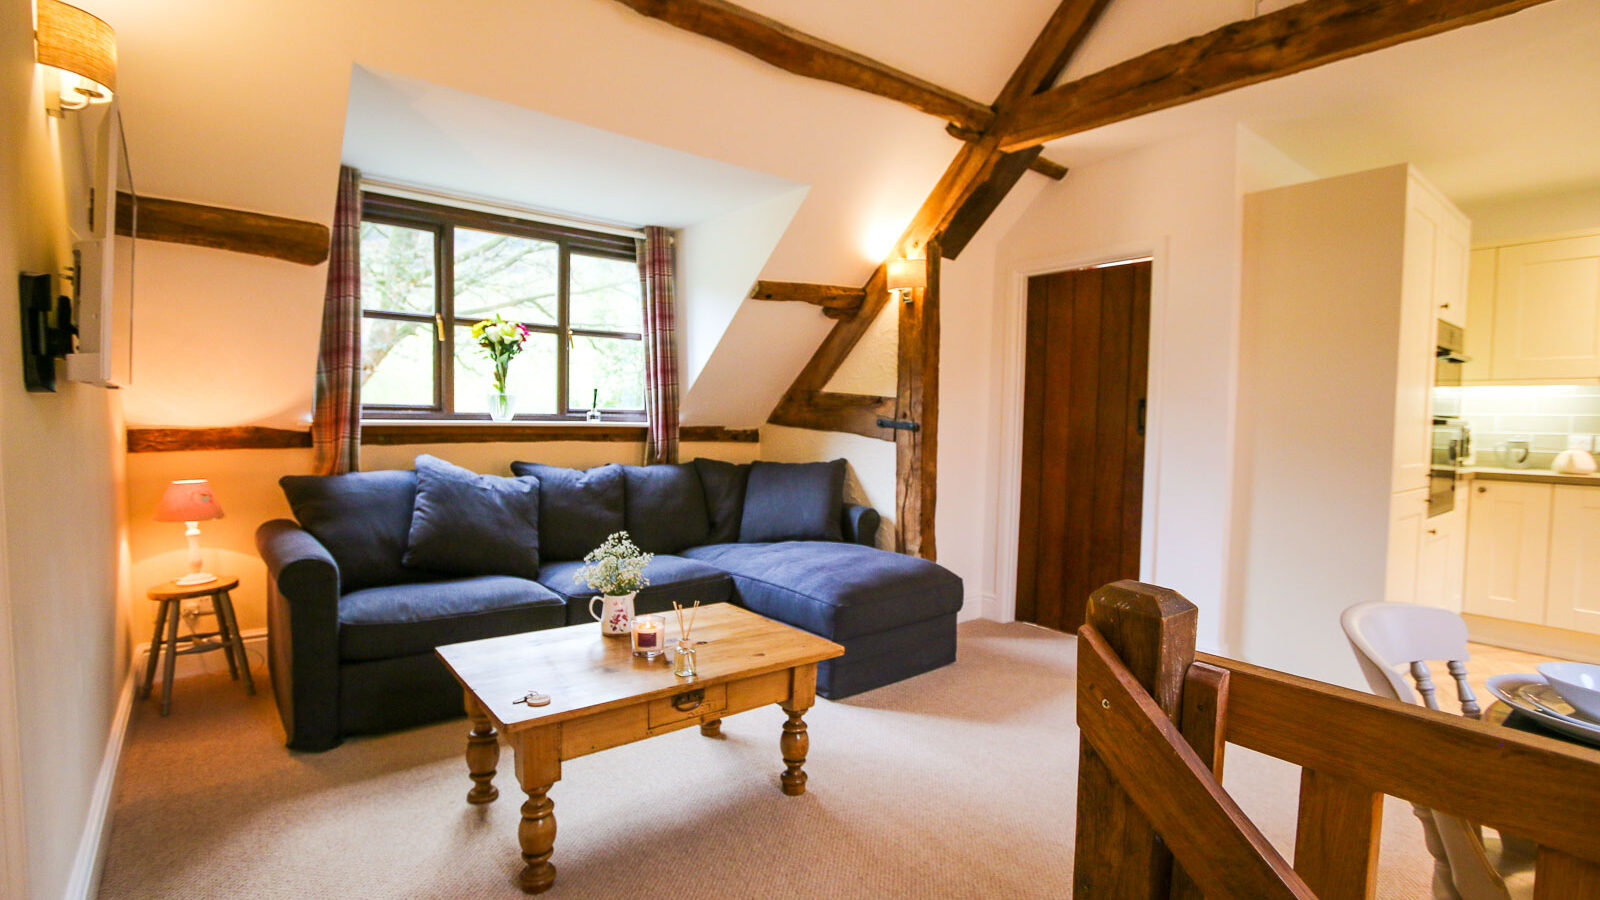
[1430, 320, 1471, 517]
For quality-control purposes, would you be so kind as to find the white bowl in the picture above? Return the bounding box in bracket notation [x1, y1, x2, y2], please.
[1538, 662, 1600, 722]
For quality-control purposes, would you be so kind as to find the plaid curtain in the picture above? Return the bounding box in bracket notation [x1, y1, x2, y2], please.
[638, 226, 679, 465]
[311, 165, 362, 475]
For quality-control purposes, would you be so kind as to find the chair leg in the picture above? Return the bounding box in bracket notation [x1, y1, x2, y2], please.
[217, 590, 255, 695]
[160, 596, 182, 716]
[140, 600, 170, 700]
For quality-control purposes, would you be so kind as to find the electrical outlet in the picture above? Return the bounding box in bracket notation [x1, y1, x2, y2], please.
[1569, 434, 1596, 452]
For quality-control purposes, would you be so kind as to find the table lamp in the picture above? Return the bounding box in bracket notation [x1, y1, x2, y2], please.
[154, 479, 224, 585]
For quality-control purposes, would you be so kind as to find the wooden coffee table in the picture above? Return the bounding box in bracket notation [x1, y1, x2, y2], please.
[436, 602, 844, 894]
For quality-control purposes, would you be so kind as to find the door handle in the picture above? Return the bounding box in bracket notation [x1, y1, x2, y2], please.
[1136, 398, 1147, 437]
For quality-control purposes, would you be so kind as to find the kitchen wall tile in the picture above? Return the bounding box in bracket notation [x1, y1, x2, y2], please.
[1572, 416, 1600, 434]
[1495, 415, 1571, 433]
[1535, 394, 1600, 415]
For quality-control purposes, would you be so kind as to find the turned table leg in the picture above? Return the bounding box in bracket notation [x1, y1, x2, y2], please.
[465, 694, 500, 805]
[518, 785, 557, 894]
[700, 718, 722, 737]
[780, 706, 810, 796]
[514, 725, 562, 894]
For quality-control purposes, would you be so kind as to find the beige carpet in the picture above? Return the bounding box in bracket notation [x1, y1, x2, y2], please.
[98, 621, 1436, 899]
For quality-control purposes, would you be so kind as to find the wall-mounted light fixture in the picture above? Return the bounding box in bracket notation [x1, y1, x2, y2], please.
[887, 256, 926, 305]
[35, 0, 117, 116]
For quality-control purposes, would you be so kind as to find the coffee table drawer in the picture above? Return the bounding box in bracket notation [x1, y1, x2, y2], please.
[648, 684, 727, 729]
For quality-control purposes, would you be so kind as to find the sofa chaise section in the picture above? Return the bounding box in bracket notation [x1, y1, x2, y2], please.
[684, 541, 963, 698]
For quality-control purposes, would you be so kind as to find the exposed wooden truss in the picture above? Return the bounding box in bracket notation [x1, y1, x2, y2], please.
[609, 0, 994, 133]
[608, 0, 1068, 176]
[998, 0, 1558, 151]
[115, 192, 330, 265]
[769, 0, 1115, 557]
[749, 281, 867, 319]
[894, 240, 940, 558]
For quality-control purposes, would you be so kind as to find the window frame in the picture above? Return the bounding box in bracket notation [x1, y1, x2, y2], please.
[359, 192, 646, 423]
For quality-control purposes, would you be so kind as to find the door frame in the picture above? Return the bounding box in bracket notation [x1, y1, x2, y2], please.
[992, 239, 1168, 624]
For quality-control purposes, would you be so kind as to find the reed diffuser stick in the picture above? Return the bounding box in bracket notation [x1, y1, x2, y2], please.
[686, 600, 699, 640]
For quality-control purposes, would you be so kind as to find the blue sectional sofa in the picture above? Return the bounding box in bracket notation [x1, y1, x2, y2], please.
[258, 456, 963, 751]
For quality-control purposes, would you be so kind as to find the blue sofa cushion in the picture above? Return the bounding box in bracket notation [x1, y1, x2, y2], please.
[509, 462, 625, 561]
[337, 576, 566, 662]
[404, 454, 542, 580]
[621, 463, 711, 554]
[740, 460, 846, 543]
[280, 469, 426, 593]
[538, 555, 735, 626]
[683, 542, 962, 641]
[692, 458, 749, 544]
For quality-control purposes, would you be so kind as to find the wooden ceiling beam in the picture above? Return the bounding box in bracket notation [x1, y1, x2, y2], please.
[115, 192, 330, 265]
[610, 0, 994, 133]
[1028, 155, 1070, 181]
[999, 0, 1558, 152]
[750, 281, 867, 319]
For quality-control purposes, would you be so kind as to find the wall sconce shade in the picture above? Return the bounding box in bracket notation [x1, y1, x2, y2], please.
[36, 0, 117, 110]
[887, 257, 927, 293]
[154, 480, 224, 522]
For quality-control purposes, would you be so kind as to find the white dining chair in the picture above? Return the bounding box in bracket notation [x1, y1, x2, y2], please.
[1341, 602, 1536, 900]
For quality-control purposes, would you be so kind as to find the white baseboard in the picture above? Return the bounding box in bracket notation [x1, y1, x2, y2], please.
[62, 667, 136, 900]
[133, 627, 268, 682]
[959, 593, 998, 623]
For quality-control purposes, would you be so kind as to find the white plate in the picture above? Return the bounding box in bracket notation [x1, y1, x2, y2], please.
[1485, 673, 1600, 748]
[1515, 682, 1600, 726]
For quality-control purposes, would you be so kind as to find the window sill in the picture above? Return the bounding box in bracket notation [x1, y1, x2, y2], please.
[361, 420, 647, 446]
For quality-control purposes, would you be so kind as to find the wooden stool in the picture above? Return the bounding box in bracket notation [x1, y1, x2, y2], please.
[142, 575, 254, 716]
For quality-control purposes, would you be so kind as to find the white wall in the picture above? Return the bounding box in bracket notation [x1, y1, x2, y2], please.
[679, 188, 809, 395]
[0, 0, 131, 894]
[977, 124, 1312, 654]
[1460, 185, 1600, 245]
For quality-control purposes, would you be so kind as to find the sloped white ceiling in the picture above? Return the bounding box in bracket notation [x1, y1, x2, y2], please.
[341, 66, 805, 228]
[1039, 0, 1600, 209]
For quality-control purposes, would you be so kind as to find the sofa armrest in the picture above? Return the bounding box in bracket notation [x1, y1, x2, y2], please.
[842, 504, 881, 547]
[257, 519, 343, 751]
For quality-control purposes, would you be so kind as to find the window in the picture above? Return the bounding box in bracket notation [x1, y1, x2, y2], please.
[358, 194, 646, 421]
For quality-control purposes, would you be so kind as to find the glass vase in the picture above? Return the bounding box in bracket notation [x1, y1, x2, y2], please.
[488, 391, 516, 422]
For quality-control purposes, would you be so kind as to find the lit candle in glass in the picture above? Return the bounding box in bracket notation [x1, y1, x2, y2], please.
[632, 614, 664, 658]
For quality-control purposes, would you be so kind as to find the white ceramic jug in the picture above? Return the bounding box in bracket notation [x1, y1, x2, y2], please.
[590, 592, 636, 636]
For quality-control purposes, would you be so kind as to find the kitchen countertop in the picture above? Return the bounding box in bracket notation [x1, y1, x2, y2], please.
[1463, 466, 1600, 486]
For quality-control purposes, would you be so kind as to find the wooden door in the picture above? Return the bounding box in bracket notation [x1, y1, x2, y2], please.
[1016, 260, 1150, 633]
[1547, 486, 1600, 635]
[1463, 480, 1552, 624]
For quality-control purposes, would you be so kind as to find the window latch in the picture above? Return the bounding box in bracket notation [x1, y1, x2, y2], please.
[434, 313, 444, 341]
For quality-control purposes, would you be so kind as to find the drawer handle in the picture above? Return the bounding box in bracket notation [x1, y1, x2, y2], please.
[671, 690, 705, 713]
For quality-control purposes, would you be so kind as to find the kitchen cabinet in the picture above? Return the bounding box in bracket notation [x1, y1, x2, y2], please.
[1387, 488, 1428, 606]
[1415, 481, 1468, 612]
[1465, 231, 1600, 383]
[1237, 164, 1470, 667]
[1463, 248, 1496, 381]
[1548, 485, 1600, 634]
[1464, 481, 1553, 623]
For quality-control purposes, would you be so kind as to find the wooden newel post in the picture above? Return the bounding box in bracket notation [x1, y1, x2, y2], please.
[1074, 580, 1198, 900]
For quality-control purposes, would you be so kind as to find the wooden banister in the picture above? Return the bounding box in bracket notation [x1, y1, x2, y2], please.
[1078, 623, 1315, 899]
[1075, 581, 1196, 899]
[1075, 581, 1600, 900]
[1196, 651, 1600, 863]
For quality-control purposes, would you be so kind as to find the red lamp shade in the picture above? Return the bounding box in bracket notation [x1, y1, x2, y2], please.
[153, 479, 224, 522]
